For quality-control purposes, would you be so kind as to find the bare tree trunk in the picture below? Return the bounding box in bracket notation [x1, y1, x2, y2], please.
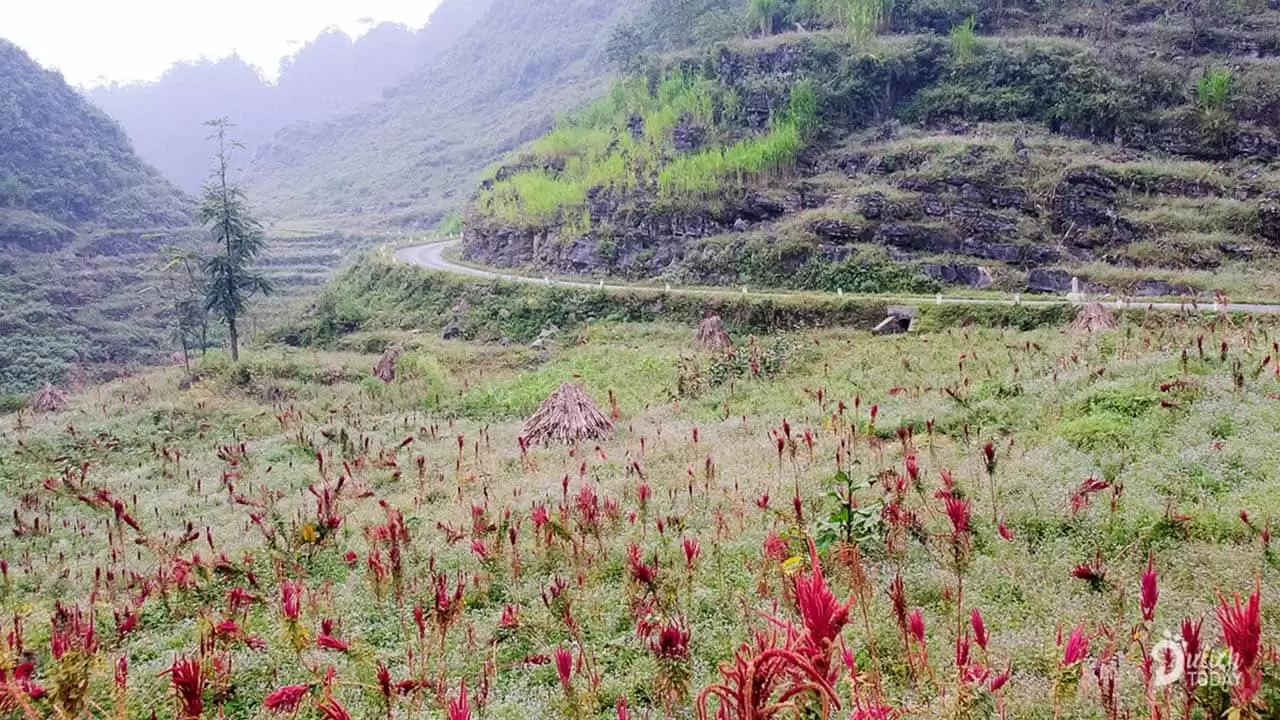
[229, 314, 239, 362]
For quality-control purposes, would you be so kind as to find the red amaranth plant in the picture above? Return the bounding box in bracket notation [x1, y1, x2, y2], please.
[626, 543, 658, 592]
[163, 654, 205, 720]
[555, 646, 574, 694]
[264, 684, 310, 715]
[647, 619, 692, 712]
[695, 630, 840, 720]
[1140, 553, 1158, 623]
[0, 662, 46, 717]
[1054, 621, 1091, 713]
[1070, 552, 1108, 592]
[789, 538, 853, 683]
[448, 678, 472, 720]
[683, 537, 701, 572]
[1216, 584, 1262, 707]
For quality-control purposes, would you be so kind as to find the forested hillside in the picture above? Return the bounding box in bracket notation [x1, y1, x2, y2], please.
[463, 0, 1280, 300]
[87, 0, 497, 194]
[0, 38, 195, 395]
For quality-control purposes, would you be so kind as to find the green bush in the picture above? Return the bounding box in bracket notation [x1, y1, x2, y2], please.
[798, 257, 940, 294]
[1056, 412, 1134, 452]
[0, 393, 27, 415]
[397, 352, 451, 403]
[1076, 383, 1159, 419]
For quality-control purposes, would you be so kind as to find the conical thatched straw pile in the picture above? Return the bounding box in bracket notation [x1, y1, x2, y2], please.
[695, 314, 732, 352]
[1071, 302, 1118, 332]
[373, 344, 405, 384]
[521, 382, 615, 445]
[31, 385, 68, 413]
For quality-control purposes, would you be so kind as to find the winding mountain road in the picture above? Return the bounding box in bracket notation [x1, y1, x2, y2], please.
[394, 240, 1280, 315]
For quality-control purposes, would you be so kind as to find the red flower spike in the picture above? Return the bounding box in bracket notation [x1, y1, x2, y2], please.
[1140, 553, 1158, 623]
[790, 539, 853, 682]
[1216, 584, 1261, 701]
[649, 620, 691, 661]
[682, 537, 700, 571]
[447, 678, 471, 720]
[908, 609, 925, 644]
[1180, 617, 1203, 689]
[990, 665, 1011, 692]
[555, 647, 573, 692]
[970, 608, 989, 651]
[1060, 622, 1089, 666]
[944, 496, 971, 539]
[264, 684, 310, 715]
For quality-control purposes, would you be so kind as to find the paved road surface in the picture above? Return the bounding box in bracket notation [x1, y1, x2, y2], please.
[394, 241, 1280, 314]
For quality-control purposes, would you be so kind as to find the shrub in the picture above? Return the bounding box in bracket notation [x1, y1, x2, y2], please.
[1195, 67, 1233, 110]
[0, 393, 27, 415]
[396, 352, 451, 403]
[949, 16, 977, 62]
[1056, 412, 1134, 451]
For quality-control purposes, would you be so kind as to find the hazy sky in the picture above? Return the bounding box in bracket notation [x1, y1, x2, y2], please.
[2, 0, 444, 88]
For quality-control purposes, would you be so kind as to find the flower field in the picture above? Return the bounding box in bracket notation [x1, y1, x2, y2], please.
[0, 314, 1277, 719]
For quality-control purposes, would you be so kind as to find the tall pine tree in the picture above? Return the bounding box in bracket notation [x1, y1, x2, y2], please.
[199, 118, 270, 361]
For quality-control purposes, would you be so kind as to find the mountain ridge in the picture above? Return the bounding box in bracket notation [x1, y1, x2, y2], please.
[0, 37, 196, 394]
[86, 0, 499, 194]
[240, 0, 651, 228]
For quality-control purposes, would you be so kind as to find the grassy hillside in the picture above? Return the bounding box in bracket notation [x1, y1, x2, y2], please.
[242, 0, 653, 228]
[3, 306, 1279, 718]
[0, 38, 196, 395]
[462, 0, 1280, 299]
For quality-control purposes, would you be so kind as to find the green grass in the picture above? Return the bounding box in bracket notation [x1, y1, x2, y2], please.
[476, 70, 804, 231]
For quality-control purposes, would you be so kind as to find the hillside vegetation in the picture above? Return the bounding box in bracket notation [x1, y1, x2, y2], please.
[2, 308, 1279, 718]
[87, 0, 496, 194]
[462, 0, 1280, 300]
[0, 39, 195, 396]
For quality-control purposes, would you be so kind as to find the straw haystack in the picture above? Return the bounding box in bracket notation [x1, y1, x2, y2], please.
[695, 315, 732, 352]
[31, 385, 68, 413]
[521, 382, 615, 445]
[1071, 302, 1118, 332]
[373, 344, 405, 384]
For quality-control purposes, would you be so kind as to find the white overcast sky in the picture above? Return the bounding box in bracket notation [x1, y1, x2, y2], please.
[1, 0, 443, 88]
